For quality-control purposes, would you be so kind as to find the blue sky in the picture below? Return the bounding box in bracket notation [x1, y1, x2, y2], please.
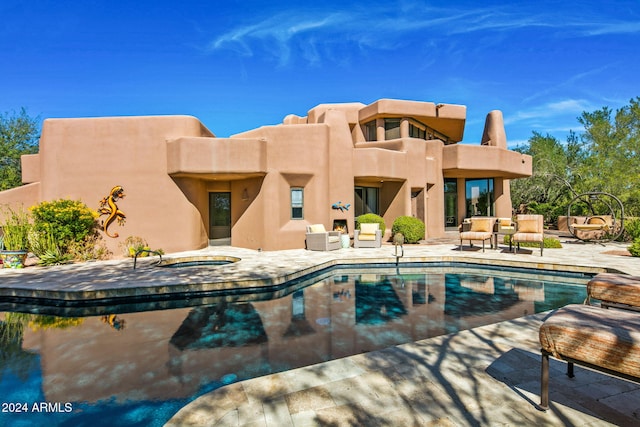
[1, 1, 639, 148]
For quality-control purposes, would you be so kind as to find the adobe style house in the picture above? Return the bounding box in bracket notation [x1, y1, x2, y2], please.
[0, 99, 531, 256]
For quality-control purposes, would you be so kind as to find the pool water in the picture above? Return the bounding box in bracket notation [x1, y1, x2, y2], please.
[0, 264, 590, 426]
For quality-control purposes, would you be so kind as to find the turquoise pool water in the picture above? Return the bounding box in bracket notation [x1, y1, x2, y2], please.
[0, 263, 591, 426]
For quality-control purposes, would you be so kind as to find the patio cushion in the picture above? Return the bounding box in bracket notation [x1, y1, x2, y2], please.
[360, 223, 378, 234]
[539, 304, 640, 378]
[470, 219, 491, 232]
[517, 219, 539, 233]
[358, 223, 378, 241]
[309, 224, 326, 233]
[588, 273, 640, 307]
[512, 232, 543, 242]
[498, 218, 511, 225]
[460, 231, 492, 240]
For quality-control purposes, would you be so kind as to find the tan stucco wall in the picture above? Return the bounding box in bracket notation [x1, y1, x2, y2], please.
[1, 116, 214, 256]
[0, 99, 532, 255]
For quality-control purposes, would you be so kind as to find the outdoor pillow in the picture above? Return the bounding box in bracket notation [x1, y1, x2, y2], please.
[517, 219, 539, 233]
[358, 233, 376, 241]
[499, 218, 512, 226]
[309, 224, 326, 233]
[470, 219, 491, 233]
[360, 223, 378, 235]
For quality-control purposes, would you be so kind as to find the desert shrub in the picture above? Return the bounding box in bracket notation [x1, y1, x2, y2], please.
[391, 216, 425, 244]
[120, 235, 153, 257]
[355, 214, 385, 232]
[67, 232, 112, 262]
[526, 201, 565, 228]
[30, 199, 98, 250]
[622, 217, 640, 242]
[504, 235, 563, 248]
[28, 226, 72, 266]
[0, 205, 31, 250]
[629, 238, 640, 257]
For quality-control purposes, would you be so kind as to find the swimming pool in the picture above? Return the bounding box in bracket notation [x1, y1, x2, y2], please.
[0, 263, 591, 426]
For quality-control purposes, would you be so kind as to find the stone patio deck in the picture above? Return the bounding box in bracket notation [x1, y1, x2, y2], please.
[1, 232, 639, 426]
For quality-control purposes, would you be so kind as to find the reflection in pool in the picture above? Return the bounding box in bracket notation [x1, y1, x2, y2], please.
[0, 264, 590, 426]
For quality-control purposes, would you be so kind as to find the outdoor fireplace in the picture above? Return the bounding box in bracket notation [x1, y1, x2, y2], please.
[332, 219, 348, 234]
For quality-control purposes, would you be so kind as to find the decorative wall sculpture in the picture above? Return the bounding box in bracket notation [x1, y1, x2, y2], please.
[331, 201, 350, 212]
[98, 186, 126, 238]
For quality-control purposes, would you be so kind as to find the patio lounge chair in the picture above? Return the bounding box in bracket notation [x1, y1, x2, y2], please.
[570, 215, 613, 241]
[305, 224, 341, 251]
[459, 217, 496, 252]
[354, 223, 382, 248]
[512, 214, 544, 256]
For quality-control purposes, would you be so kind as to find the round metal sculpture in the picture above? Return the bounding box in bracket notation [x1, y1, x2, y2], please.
[567, 192, 624, 242]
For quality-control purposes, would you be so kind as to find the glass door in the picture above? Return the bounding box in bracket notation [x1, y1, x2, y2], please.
[209, 192, 231, 245]
[354, 186, 379, 216]
[465, 179, 494, 217]
[444, 179, 458, 229]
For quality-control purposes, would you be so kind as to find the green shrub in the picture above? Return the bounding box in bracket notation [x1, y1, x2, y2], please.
[28, 226, 73, 266]
[629, 238, 640, 257]
[623, 217, 640, 242]
[0, 205, 32, 250]
[504, 235, 562, 248]
[30, 199, 98, 250]
[392, 216, 425, 244]
[67, 232, 112, 262]
[527, 201, 565, 228]
[355, 214, 385, 232]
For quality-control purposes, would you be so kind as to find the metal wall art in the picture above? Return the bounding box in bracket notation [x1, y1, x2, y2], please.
[98, 185, 126, 238]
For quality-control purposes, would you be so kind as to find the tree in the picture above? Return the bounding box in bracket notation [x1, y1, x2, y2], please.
[510, 131, 581, 223]
[511, 97, 640, 223]
[0, 108, 40, 191]
[575, 97, 640, 215]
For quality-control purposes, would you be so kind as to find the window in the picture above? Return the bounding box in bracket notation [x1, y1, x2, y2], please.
[465, 179, 494, 217]
[384, 118, 401, 140]
[408, 118, 451, 143]
[291, 187, 304, 219]
[354, 186, 379, 216]
[363, 120, 376, 141]
[409, 123, 426, 139]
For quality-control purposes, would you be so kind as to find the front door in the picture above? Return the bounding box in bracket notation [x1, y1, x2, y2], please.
[209, 192, 231, 245]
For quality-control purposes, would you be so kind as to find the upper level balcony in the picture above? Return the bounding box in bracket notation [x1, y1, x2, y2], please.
[442, 144, 532, 178]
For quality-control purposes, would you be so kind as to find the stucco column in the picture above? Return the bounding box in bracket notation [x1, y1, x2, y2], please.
[400, 118, 409, 138]
[376, 118, 385, 141]
[493, 177, 513, 218]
